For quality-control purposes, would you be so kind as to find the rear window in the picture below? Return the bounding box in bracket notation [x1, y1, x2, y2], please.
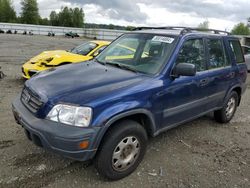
[229, 40, 244, 64]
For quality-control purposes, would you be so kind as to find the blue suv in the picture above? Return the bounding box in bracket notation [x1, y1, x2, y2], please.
[12, 27, 247, 180]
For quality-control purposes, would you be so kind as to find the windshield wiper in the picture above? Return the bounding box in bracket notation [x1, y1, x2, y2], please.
[94, 58, 106, 65]
[105, 62, 138, 73]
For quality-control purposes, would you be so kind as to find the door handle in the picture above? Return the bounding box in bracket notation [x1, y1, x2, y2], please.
[228, 72, 235, 78]
[199, 78, 209, 86]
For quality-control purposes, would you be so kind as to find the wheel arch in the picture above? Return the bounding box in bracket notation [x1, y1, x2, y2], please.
[229, 86, 242, 106]
[93, 109, 156, 152]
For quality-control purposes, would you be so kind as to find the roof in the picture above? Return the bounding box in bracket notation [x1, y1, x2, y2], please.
[132, 29, 181, 36]
[131, 27, 232, 37]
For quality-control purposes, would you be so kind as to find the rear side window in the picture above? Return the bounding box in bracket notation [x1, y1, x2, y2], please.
[207, 39, 229, 69]
[229, 40, 244, 64]
[176, 38, 206, 72]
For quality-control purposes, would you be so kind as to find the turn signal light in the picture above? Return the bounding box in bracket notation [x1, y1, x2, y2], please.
[79, 140, 89, 149]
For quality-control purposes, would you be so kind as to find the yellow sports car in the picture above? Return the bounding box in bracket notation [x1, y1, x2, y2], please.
[22, 40, 110, 79]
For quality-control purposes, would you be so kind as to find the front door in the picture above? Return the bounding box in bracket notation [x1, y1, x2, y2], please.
[159, 38, 211, 127]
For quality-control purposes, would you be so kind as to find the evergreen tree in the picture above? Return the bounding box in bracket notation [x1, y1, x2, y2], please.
[72, 8, 84, 27]
[50, 11, 59, 26]
[58, 7, 73, 27]
[0, 0, 16, 22]
[20, 0, 40, 24]
[49, 7, 84, 27]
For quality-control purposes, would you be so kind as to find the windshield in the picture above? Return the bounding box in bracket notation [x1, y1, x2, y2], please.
[96, 33, 177, 74]
[70, 42, 97, 55]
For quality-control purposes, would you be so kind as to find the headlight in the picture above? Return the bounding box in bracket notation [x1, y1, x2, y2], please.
[46, 57, 53, 63]
[47, 104, 92, 127]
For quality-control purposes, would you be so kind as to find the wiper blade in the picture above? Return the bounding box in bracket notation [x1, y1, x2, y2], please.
[94, 58, 106, 65]
[105, 62, 138, 73]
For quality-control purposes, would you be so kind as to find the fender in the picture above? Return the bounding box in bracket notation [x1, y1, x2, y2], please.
[223, 84, 243, 106]
[92, 107, 156, 151]
[104, 108, 156, 129]
[92, 100, 151, 126]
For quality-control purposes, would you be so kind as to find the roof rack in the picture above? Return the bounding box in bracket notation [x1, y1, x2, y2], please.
[133, 26, 231, 35]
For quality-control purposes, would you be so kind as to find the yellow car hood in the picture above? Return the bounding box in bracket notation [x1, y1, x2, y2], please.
[29, 50, 91, 66]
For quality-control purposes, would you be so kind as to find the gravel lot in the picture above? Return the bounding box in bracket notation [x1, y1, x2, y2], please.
[0, 34, 250, 188]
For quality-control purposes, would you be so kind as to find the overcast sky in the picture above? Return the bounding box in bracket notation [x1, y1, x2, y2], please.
[13, 0, 250, 30]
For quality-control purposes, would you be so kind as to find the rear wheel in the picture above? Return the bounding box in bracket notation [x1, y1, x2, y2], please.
[95, 120, 148, 180]
[214, 91, 239, 123]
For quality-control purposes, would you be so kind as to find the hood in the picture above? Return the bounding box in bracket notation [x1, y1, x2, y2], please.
[26, 61, 147, 105]
[29, 50, 87, 65]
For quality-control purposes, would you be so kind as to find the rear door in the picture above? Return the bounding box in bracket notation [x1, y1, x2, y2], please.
[201, 37, 235, 111]
[227, 39, 248, 90]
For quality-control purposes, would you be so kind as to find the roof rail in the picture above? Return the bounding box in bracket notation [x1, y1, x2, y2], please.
[133, 26, 231, 35]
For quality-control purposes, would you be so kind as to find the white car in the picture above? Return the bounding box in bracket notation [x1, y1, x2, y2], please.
[245, 55, 250, 72]
[242, 45, 250, 72]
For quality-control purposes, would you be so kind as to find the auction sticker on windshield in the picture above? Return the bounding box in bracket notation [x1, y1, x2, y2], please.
[152, 36, 175, 44]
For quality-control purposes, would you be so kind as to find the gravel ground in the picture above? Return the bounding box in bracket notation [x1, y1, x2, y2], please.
[0, 34, 249, 188]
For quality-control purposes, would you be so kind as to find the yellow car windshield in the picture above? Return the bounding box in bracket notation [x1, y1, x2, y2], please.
[70, 42, 98, 55]
[96, 33, 177, 75]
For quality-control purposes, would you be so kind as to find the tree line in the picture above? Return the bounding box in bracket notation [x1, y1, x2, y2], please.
[197, 19, 250, 35]
[0, 0, 250, 33]
[0, 0, 129, 30]
[0, 0, 85, 27]
[231, 22, 250, 35]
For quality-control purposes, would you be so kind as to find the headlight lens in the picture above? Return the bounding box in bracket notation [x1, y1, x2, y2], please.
[47, 104, 92, 127]
[46, 57, 53, 63]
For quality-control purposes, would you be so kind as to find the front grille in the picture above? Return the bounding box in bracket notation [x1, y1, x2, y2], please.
[21, 87, 43, 113]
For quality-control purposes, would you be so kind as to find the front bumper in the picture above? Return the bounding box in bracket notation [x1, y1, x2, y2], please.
[22, 66, 39, 79]
[12, 96, 101, 161]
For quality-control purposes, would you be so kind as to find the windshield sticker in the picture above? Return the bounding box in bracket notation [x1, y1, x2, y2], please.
[152, 36, 175, 44]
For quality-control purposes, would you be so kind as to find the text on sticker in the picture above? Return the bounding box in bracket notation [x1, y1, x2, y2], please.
[152, 36, 175, 44]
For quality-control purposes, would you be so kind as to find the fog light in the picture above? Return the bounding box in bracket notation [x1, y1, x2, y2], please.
[79, 140, 89, 149]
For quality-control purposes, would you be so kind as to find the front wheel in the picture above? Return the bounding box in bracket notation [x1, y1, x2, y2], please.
[214, 91, 239, 123]
[95, 120, 148, 180]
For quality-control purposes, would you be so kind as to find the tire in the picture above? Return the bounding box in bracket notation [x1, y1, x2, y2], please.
[214, 91, 239, 123]
[95, 120, 148, 180]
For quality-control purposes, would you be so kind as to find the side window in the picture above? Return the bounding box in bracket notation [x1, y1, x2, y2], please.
[229, 41, 244, 63]
[176, 38, 206, 72]
[96, 46, 106, 54]
[207, 39, 229, 69]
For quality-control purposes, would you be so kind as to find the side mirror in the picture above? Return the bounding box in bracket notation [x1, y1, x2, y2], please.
[172, 63, 196, 78]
